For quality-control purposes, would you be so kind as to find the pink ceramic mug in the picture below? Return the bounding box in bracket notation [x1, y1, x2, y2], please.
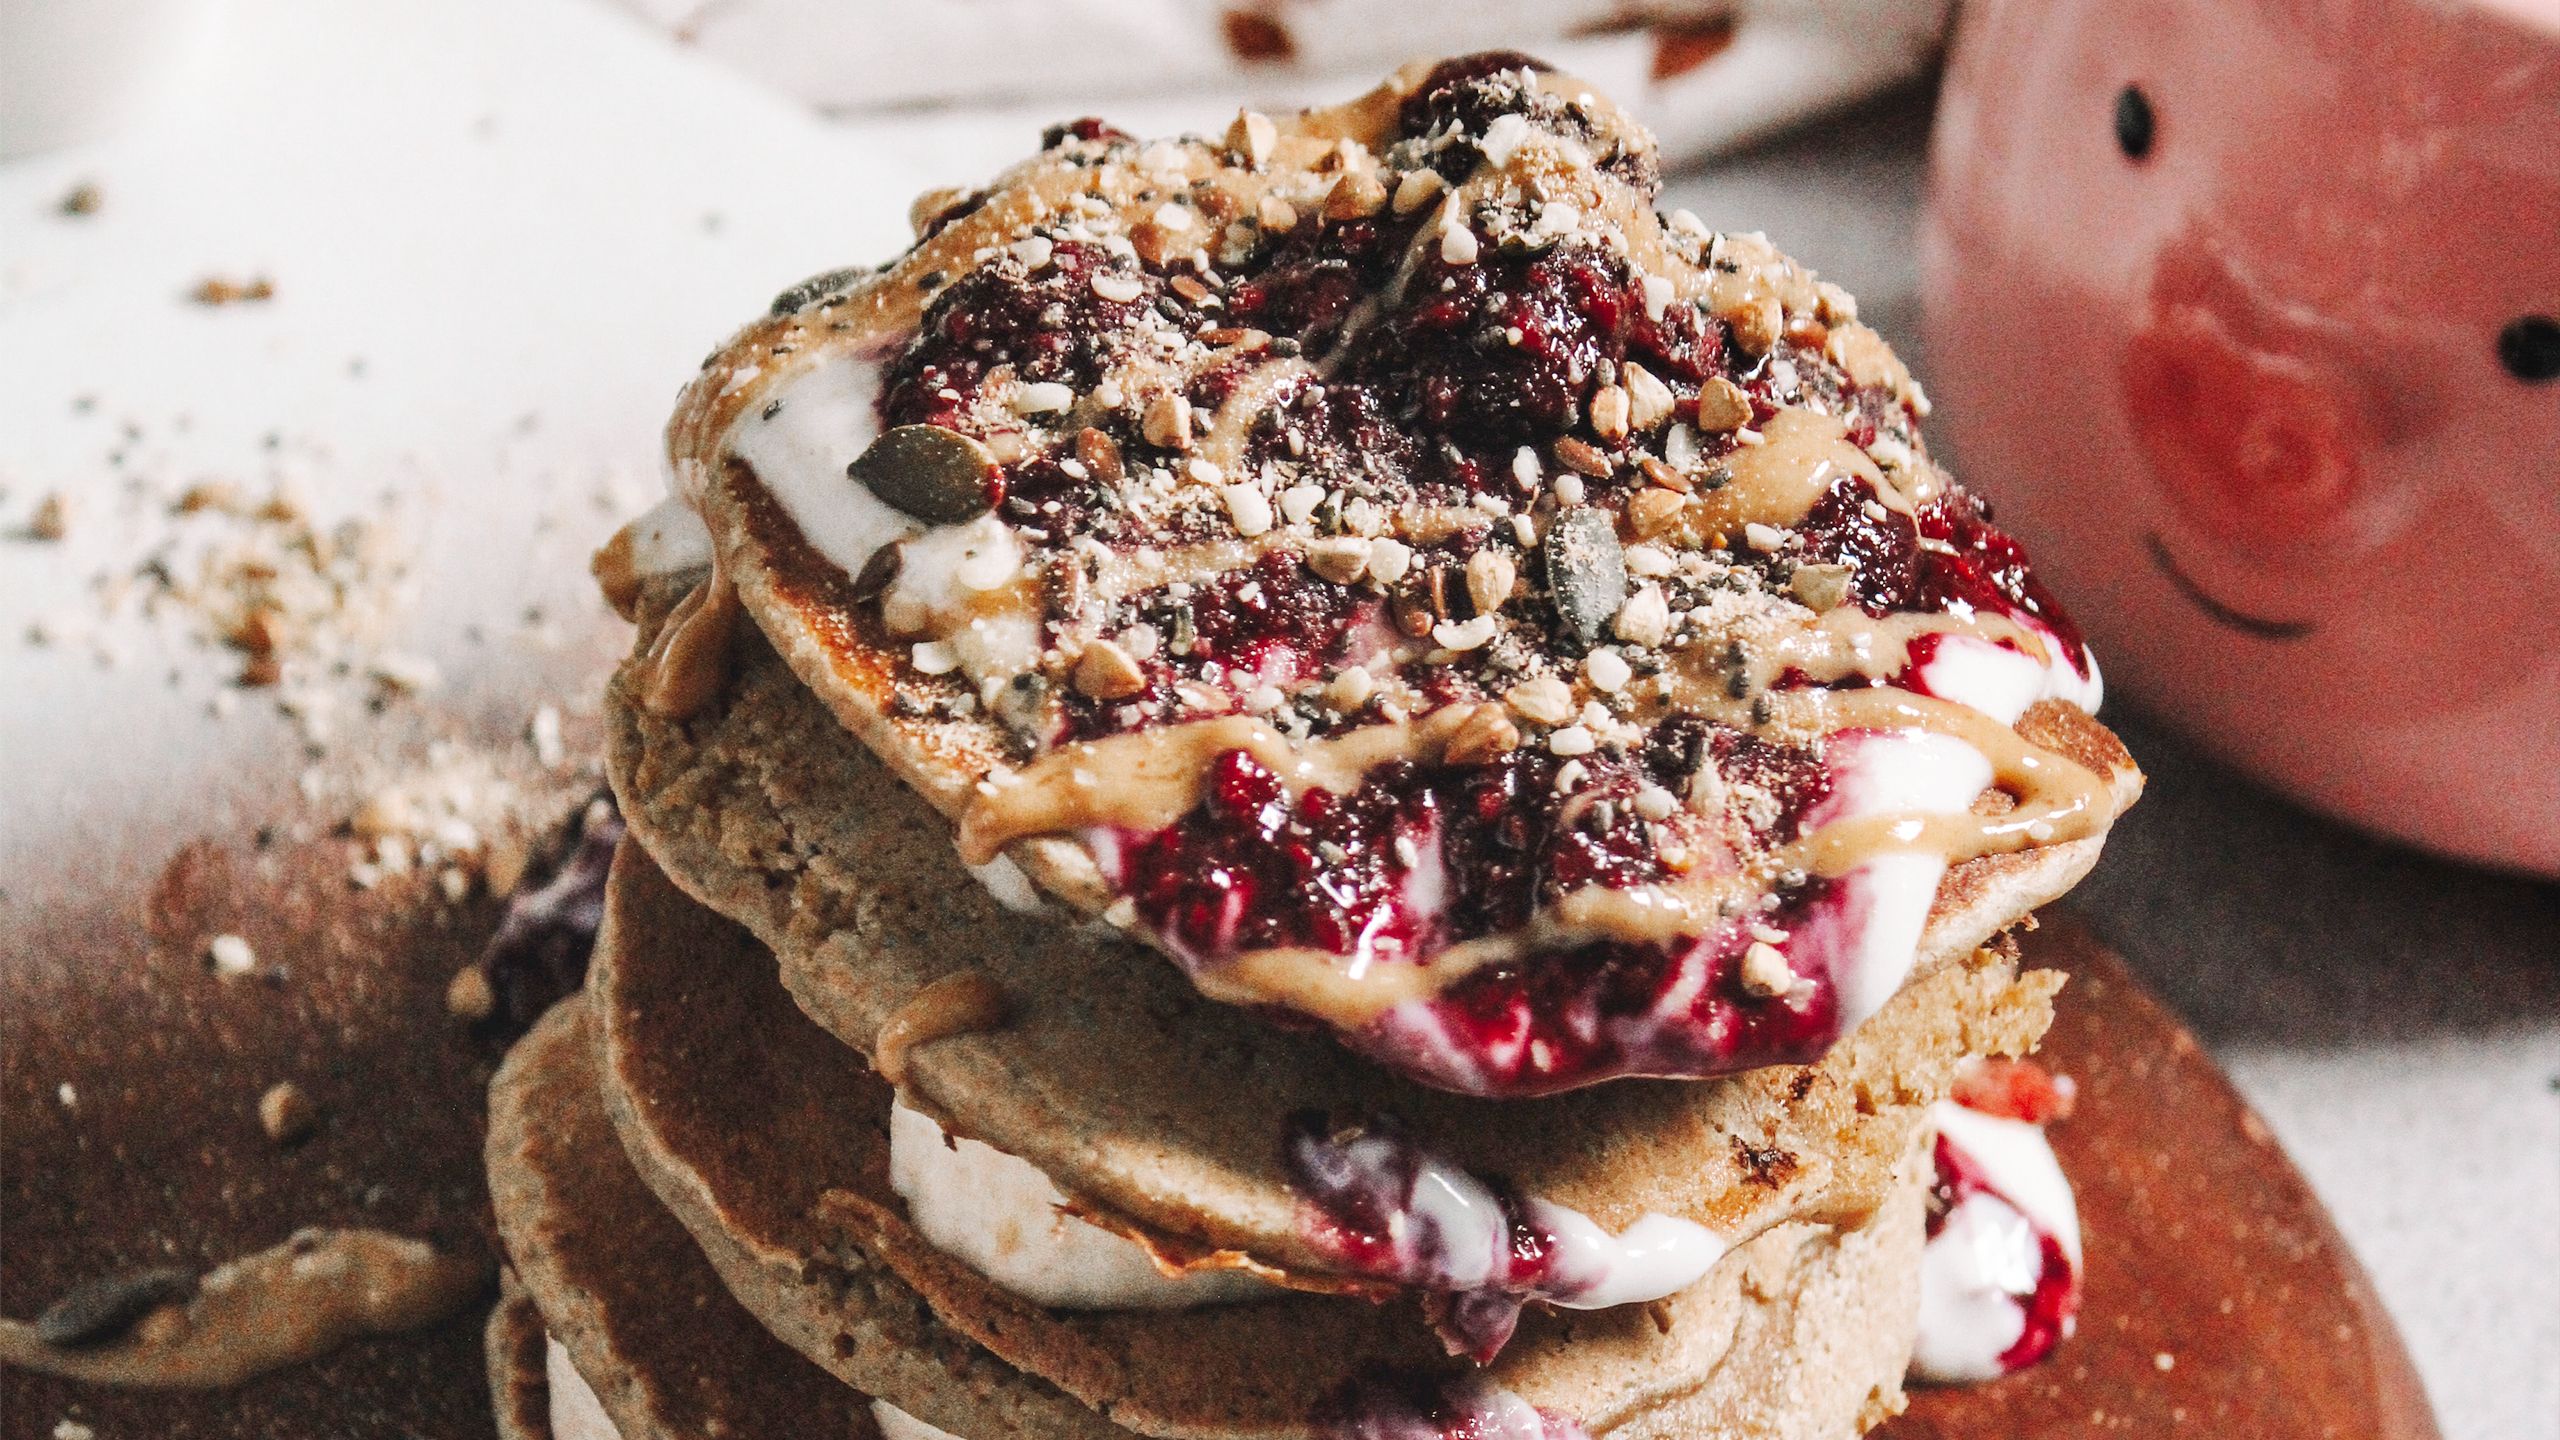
[1922, 0, 2560, 876]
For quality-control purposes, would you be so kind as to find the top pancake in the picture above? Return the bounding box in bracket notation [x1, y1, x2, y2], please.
[641, 51, 2137, 1094]
[605, 578, 2059, 1284]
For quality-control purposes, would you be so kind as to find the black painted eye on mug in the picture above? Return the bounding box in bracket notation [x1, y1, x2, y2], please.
[2114, 85, 2155, 161]
[2497, 315, 2560, 383]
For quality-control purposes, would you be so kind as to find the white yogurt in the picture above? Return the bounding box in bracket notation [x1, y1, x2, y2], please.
[1915, 625, 2102, 726]
[873, 1400, 972, 1440]
[963, 852, 1047, 913]
[1294, 1120, 1727, 1312]
[543, 1335, 622, 1440]
[887, 1098, 1267, 1310]
[1800, 727, 1996, 1028]
[1910, 1101, 2082, 1383]
[721, 356, 908, 577]
[620, 493, 714, 580]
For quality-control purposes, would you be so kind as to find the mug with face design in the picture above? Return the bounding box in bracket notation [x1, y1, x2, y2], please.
[1922, 0, 2560, 876]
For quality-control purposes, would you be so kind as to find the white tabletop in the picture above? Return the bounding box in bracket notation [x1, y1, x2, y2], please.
[2, 3, 2552, 1436]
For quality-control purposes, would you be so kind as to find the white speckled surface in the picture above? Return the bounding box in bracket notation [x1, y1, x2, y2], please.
[0, 5, 2551, 1436]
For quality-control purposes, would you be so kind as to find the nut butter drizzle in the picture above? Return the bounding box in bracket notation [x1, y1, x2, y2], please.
[667, 61, 2116, 1029]
[874, 971, 1012, 1088]
[636, 555, 742, 720]
[0, 1228, 488, 1389]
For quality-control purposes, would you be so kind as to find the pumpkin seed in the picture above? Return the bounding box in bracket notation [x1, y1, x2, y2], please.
[1544, 507, 1627, 648]
[848, 426, 995, 524]
[767, 266, 865, 316]
[35, 1268, 197, 1348]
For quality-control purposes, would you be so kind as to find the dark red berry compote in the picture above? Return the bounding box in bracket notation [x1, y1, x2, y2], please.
[1912, 1059, 2083, 1381]
[683, 53, 2129, 1096]
[1282, 1111, 1725, 1362]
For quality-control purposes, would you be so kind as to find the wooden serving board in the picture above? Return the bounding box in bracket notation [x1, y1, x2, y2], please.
[3, 878, 2436, 1438]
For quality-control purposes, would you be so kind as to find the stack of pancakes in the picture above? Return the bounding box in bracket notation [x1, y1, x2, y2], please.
[486, 53, 2136, 1440]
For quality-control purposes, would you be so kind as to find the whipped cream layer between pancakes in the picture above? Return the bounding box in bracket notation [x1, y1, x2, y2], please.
[608, 53, 2136, 1097]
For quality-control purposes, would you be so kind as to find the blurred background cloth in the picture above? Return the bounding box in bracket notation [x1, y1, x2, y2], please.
[603, 0, 1952, 162]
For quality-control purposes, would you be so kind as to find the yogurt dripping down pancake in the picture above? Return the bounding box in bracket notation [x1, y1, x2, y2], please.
[580, 839, 1932, 1440]
[624, 51, 2138, 1096]
[602, 579, 2060, 1296]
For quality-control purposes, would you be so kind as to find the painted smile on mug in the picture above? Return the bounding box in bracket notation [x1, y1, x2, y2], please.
[2142, 532, 2316, 641]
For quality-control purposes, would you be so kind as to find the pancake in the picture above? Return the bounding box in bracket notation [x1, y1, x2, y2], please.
[630, 51, 2140, 1097]
[483, 999, 878, 1440]
[584, 846, 1930, 1438]
[485, 1278, 555, 1440]
[604, 579, 2058, 1287]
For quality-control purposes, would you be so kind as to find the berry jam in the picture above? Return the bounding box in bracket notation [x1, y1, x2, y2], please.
[1283, 1113, 1722, 1362]
[481, 798, 623, 1035]
[1917, 1067, 2082, 1381]
[882, 240, 1162, 432]
[1286, 1112, 1555, 1360]
[1925, 1134, 2079, 1375]
[1950, 1056, 2078, 1126]
[1347, 241, 1722, 457]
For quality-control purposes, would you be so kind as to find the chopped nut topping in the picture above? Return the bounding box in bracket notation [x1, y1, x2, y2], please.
[1324, 171, 1389, 221]
[1623, 363, 1675, 432]
[1444, 704, 1521, 766]
[1392, 169, 1445, 214]
[1142, 392, 1194, 450]
[1440, 224, 1480, 265]
[1588, 384, 1631, 443]
[1305, 536, 1372, 585]
[207, 934, 257, 981]
[445, 965, 495, 1021]
[1728, 295, 1783, 355]
[1223, 483, 1274, 537]
[1074, 639, 1149, 699]
[1694, 377, 1753, 432]
[1505, 676, 1575, 725]
[1614, 584, 1672, 647]
[1432, 614, 1498, 651]
[1075, 427, 1124, 483]
[1465, 549, 1515, 615]
[1366, 536, 1415, 584]
[1227, 108, 1278, 166]
[1554, 437, 1613, 478]
[1585, 648, 1632, 692]
[1789, 564, 1855, 613]
[1637, 456, 1690, 493]
[1626, 487, 1687, 538]
[1739, 941, 1797, 998]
